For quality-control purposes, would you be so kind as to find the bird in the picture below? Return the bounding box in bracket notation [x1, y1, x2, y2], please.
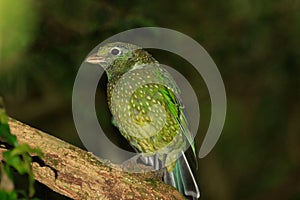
[86, 42, 200, 199]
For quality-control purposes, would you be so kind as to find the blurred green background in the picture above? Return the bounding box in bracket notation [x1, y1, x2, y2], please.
[1, 0, 300, 199]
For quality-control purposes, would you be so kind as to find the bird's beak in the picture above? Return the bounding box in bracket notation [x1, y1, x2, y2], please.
[85, 53, 106, 65]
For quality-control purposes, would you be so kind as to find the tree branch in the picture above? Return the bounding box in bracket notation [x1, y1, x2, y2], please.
[0, 118, 185, 200]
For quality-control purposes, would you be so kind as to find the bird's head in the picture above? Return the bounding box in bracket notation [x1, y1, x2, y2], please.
[86, 42, 140, 69]
[85, 42, 156, 79]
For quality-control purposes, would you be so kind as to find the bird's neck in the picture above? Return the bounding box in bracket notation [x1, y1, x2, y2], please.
[106, 49, 157, 81]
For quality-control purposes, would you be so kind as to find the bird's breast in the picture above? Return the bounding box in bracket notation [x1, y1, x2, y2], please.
[107, 65, 184, 153]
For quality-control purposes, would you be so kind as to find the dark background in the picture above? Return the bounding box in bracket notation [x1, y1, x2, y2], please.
[1, 0, 300, 199]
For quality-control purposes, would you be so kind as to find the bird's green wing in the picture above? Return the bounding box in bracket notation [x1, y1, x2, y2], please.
[152, 66, 196, 157]
[158, 86, 197, 158]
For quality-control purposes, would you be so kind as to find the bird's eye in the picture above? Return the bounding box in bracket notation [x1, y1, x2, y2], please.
[110, 47, 122, 56]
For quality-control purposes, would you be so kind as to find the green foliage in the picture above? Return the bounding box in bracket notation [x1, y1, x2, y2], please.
[0, 98, 43, 200]
[0, 190, 18, 200]
[3, 145, 43, 198]
[0, 98, 17, 147]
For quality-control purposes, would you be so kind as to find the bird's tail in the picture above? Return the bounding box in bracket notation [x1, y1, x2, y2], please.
[164, 151, 200, 199]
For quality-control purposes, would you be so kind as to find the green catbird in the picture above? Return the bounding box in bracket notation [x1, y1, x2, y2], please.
[86, 42, 200, 199]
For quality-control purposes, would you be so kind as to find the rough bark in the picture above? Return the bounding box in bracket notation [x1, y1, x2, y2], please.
[0, 118, 185, 200]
